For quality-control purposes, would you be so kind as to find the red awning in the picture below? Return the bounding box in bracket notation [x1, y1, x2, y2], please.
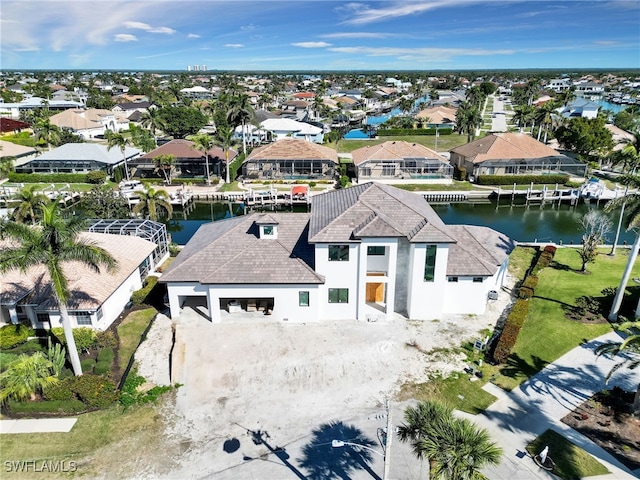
[292, 186, 308, 195]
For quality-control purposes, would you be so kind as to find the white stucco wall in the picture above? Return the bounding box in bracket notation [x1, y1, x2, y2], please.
[314, 243, 359, 320]
[442, 277, 489, 315]
[359, 238, 398, 320]
[407, 244, 449, 319]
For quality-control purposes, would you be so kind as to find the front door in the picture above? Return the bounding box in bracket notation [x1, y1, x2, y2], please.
[366, 282, 384, 303]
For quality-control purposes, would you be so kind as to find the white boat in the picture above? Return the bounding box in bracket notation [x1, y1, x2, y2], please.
[579, 178, 626, 201]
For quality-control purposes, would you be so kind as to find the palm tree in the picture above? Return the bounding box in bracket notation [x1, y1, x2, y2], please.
[605, 175, 640, 321]
[456, 102, 482, 142]
[609, 134, 640, 174]
[466, 86, 484, 109]
[0, 203, 118, 375]
[0, 156, 14, 179]
[534, 101, 557, 143]
[191, 134, 214, 185]
[512, 105, 535, 133]
[34, 117, 61, 151]
[595, 320, 640, 414]
[213, 124, 236, 184]
[0, 352, 57, 402]
[140, 108, 165, 145]
[12, 185, 50, 225]
[105, 129, 131, 181]
[153, 154, 176, 185]
[133, 186, 173, 221]
[556, 87, 576, 108]
[227, 94, 255, 155]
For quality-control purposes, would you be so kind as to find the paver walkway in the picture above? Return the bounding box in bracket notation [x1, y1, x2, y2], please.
[0, 418, 77, 434]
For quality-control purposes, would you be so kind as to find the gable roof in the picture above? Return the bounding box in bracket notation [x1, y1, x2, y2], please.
[140, 139, 236, 160]
[351, 141, 448, 166]
[450, 132, 566, 164]
[34, 143, 141, 164]
[245, 139, 338, 162]
[0, 117, 31, 133]
[160, 213, 324, 285]
[415, 106, 457, 124]
[49, 109, 128, 131]
[446, 225, 515, 276]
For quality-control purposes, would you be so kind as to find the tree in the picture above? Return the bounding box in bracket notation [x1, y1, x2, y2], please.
[0, 156, 15, 180]
[613, 110, 639, 133]
[129, 123, 156, 153]
[227, 93, 255, 155]
[34, 117, 61, 151]
[456, 102, 482, 142]
[534, 101, 557, 143]
[578, 210, 612, 273]
[157, 106, 208, 139]
[0, 203, 118, 375]
[512, 105, 535, 132]
[81, 185, 131, 219]
[556, 87, 576, 108]
[595, 320, 640, 415]
[132, 186, 173, 221]
[105, 129, 131, 181]
[12, 185, 50, 225]
[191, 134, 214, 185]
[0, 352, 57, 402]
[604, 175, 640, 320]
[398, 400, 502, 479]
[140, 108, 165, 145]
[213, 124, 236, 184]
[609, 134, 640, 174]
[555, 116, 614, 162]
[153, 154, 176, 185]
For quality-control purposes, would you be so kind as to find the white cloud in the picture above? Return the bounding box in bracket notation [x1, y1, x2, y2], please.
[187, 33, 201, 39]
[339, 1, 460, 25]
[321, 32, 396, 39]
[241, 24, 256, 31]
[114, 33, 138, 42]
[124, 20, 176, 34]
[327, 45, 515, 60]
[292, 41, 332, 48]
[224, 43, 245, 48]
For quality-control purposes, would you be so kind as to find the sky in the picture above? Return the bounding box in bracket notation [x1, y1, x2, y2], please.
[1, 0, 639, 71]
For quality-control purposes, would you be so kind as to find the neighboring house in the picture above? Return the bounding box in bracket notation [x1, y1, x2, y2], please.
[574, 82, 605, 95]
[546, 78, 571, 92]
[0, 97, 83, 119]
[180, 86, 213, 100]
[606, 124, 635, 152]
[558, 98, 600, 119]
[16, 143, 141, 175]
[134, 139, 237, 180]
[241, 138, 338, 181]
[449, 132, 588, 179]
[162, 182, 514, 322]
[0, 232, 157, 330]
[0, 139, 38, 167]
[111, 101, 153, 117]
[0, 118, 31, 134]
[352, 141, 453, 183]
[49, 108, 129, 139]
[260, 118, 324, 143]
[415, 106, 457, 128]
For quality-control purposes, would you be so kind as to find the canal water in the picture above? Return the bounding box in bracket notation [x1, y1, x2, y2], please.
[167, 199, 636, 246]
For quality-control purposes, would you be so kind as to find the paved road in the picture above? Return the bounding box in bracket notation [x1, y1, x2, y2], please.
[491, 97, 508, 132]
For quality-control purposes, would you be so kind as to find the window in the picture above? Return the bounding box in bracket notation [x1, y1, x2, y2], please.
[473, 277, 484, 283]
[96, 306, 104, 320]
[423, 245, 437, 282]
[448, 276, 458, 282]
[263, 225, 274, 236]
[367, 246, 385, 256]
[329, 245, 349, 262]
[74, 311, 92, 326]
[299, 291, 309, 307]
[36, 312, 50, 324]
[381, 164, 395, 177]
[360, 167, 372, 177]
[328, 288, 349, 304]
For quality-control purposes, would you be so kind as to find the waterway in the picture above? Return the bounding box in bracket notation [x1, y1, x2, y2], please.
[167, 199, 636, 246]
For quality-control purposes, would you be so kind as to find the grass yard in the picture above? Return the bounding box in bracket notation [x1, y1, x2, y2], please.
[393, 181, 486, 192]
[508, 246, 537, 282]
[526, 429, 609, 479]
[116, 307, 157, 372]
[493, 247, 640, 391]
[330, 133, 468, 153]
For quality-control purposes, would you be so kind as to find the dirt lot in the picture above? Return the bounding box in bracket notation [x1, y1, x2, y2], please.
[130, 279, 515, 479]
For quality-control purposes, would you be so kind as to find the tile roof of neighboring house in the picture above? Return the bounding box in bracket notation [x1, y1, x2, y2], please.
[254, 109, 279, 123]
[160, 213, 323, 285]
[293, 92, 316, 99]
[140, 139, 236, 160]
[34, 143, 141, 164]
[333, 96, 359, 105]
[260, 118, 322, 135]
[283, 100, 310, 109]
[351, 141, 448, 166]
[450, 132, 566, 164]
[113, 101, 152, 111]
[0, 232, 156, 310]
[415, 106, 457, 124]
[446, 225, 515, 276]
[0, 117, 31, 133]
[308, 182, 454, 243]
[245, 139, 338, 162]
[0, 139, 37, 159]
[606, 124, 635, 150]
[49, 108, 128, 131]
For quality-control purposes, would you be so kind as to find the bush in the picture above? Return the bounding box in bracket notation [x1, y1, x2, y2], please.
[519, 275, 539, 298]
[44, 377, 76, 401]
[86, 170, 107, 184]
[120, 369, 172, 408]
[96, 330, 118, 350]
[309, 181, 317, 187]
[0, 352, 19, 372]
[8, 172, 87, 184]
[93, 361, 111, 375]
[97, 347, 115, 364]
[454, 166, 467, 181]
[8, 399, 86, 414]
[81, 358, 95, 373]
[50, 327, 97, 353]
[493, 298, 530, 364]
[71, 375, 119, 408]
[5, 339, 45, 355]
[131, 276, 158, 306]
[476, 174, 569, 186]
[0, 324, 34, 349]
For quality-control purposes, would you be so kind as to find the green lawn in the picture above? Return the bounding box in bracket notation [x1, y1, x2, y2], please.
[116, 307, 157, 372]
[526, 429, 609, 479]
[493, 248, 640, 391]
[329, 133, 468, 153]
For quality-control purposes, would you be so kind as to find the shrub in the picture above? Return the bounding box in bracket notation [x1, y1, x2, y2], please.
[0, 324, 34, 349]
[5, 339, 45, 355]
[96, 330, 118, 350]
[309, 181, 317, 187]
[475, 174, 569, 186]
[44, 377, 76, 401]
[131, 276, 158, 306]
[120, 370, 172, 408]
[543, 245, 557, 255]
[50, 327, 97, 353]
[0, 352, 19, 372]
[8, 399, 86, 414]
[97, 347, 115, 364]
[454, 166, 467, 181]
[81, 358, 95, 373]
[8, 172, 87, 184]
[93, 361, 111, 375]
[492, 298, 529, 364]
[85, 170, 107, 184]
[72, 375, 119, 408]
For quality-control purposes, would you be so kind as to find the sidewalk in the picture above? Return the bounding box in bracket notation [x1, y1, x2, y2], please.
[0, 418, 77, 434]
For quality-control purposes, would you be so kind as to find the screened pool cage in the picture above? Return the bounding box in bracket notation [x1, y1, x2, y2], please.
[242, 159, 337, 181]
[357, 158, 454, 180]
[86, 219, 169, 267]
[473, 157, 588, 177]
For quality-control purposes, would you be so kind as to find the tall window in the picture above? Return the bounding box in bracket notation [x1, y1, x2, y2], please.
[329, 245, 349, 261]
[36, 312, 50, 324]
[74, 311, 92, 326]
[299, 291, 309, 307]
[367, 246, 385, 256]
[423, 245, 437, 282]
[328, 288, 349, 304]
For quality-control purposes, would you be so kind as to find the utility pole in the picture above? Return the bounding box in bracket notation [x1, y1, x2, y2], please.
[383, 399, 392, 480]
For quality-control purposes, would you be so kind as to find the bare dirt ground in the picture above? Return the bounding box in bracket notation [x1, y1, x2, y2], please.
[125, 277, 516, 479]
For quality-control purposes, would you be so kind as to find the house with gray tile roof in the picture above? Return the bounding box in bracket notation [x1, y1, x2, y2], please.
[162, 182, 515, 322]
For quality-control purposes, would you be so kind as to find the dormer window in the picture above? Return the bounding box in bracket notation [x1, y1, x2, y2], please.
[257, 215, 279, 239]
[262, 225, 274, 236]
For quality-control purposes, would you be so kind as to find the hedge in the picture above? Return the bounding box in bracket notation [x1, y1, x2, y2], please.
[131, 276, 159, 306]
[493, 298, 530, 364]
[0, 325, 34, 349]
[8, 172, 88, 184]
[376, 128, 453, 136]
[476, 174, 570, 186]
[518, 275, 539, 299]
[4, 339, 45, 355]
[8, 399, 86, 414]
[44, 374, 119, 409]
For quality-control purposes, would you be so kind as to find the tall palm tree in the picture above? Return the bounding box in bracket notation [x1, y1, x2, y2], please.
[105, 129, 131, 181]
[34, 117, 61, 151]
[456, 102, 482, 142]
[534, 101, 557, 143]
[604, 175, 640, 321]
[227, 93, 255, 155]
[0, 203, 118, 375]
[466, 86, 484, 109]
[153, 154, 176, 185]
[191, 134, 214, 185]
[12, 185, 50, 225]
[595, 320, 640, 414]
[609, 134, 640, 174]
[132, 186, 173, 221]
[140, 108, 165, 145]
[512, 105, 535, 133]
[556, 87, 576, 108]
[213, 124, 236, 184]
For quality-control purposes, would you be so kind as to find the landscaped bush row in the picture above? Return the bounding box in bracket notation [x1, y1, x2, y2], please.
[8, 172, 89, 184]
[376, 128, 453, 136]
[44, 374, 119, 409]
[131, 276, 159, 306]
[8, 399, 86, 414]
[476, 174, 570, 186]
[0, 325, 34, 349]
[532, 245, 557, 276]
[518, 275, 539, 299]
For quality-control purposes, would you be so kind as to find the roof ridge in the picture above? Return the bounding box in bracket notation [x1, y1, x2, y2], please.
[452, 225, 501, 270]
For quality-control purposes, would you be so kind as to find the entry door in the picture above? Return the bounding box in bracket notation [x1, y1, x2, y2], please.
[366, 283, 384, 303]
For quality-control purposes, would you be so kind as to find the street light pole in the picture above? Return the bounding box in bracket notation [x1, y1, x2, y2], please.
[331, 440, 385, 457]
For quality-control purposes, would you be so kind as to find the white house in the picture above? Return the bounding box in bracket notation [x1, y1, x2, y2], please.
[162, 183, 515, 322]
[0, 232, 157, 330]
[260, 118, 324, 143]
[49, 108, 129, 139]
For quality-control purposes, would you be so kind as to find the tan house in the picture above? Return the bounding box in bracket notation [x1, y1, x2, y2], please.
[449, 132, 587, 180]
[49, 108, 129, 139]
[352, 141, 453, 183]
[415, 106, 457, 128]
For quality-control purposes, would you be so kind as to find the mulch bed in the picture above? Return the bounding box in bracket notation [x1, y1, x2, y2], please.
[561, 387, 640, 471]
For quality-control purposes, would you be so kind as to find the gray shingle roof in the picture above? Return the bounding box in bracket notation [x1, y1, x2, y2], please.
[446, 225, 516, 276]
[35, 143, 140, 165]
[160, 213, 324, 285]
